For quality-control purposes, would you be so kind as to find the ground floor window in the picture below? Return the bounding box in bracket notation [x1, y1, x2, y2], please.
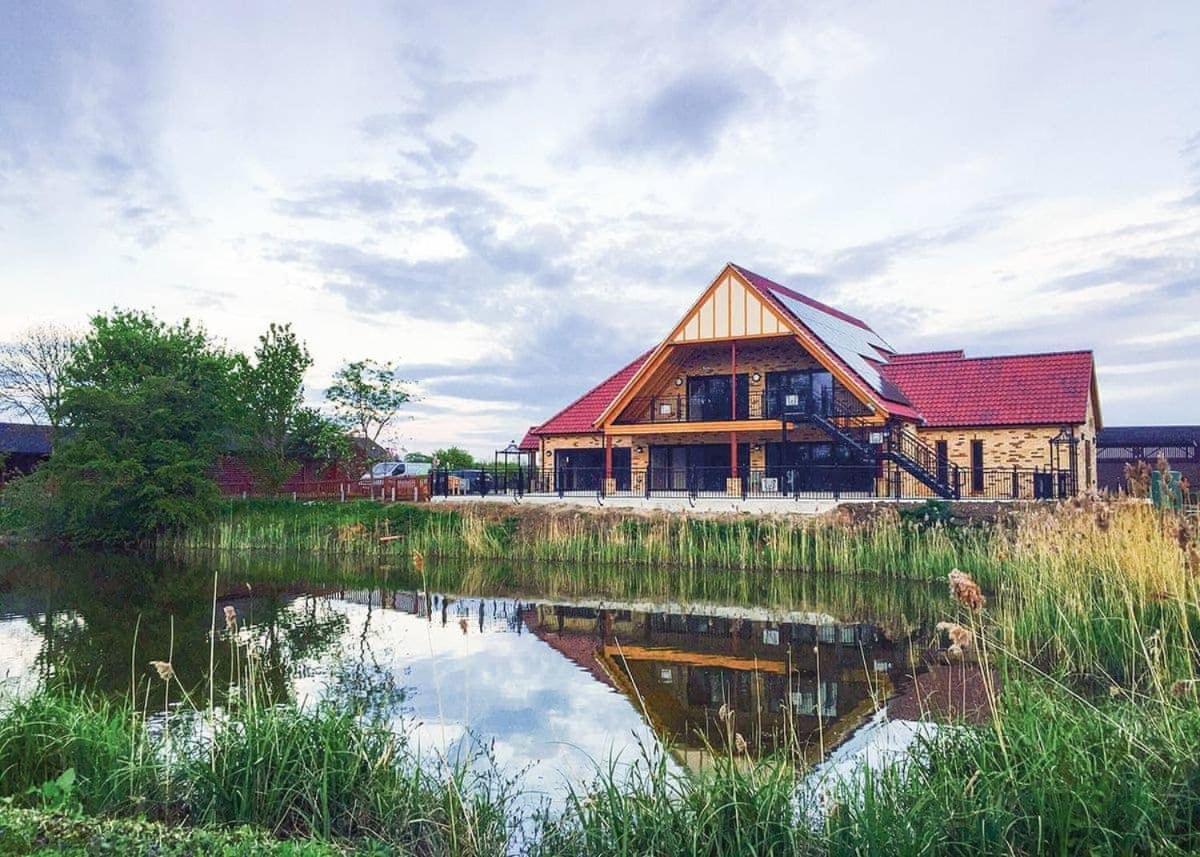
[649, 443, 749, 492]
[763, 441, 874, 494]
[970, 439, 984, 493]
[556, 447, 630, 491]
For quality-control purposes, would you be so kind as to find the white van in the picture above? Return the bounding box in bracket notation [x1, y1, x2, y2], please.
[360, 460, 431, 482]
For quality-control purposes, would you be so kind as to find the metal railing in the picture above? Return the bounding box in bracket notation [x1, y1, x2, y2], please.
[618, 390, 840, 425]
[431, 464, 1076, 502]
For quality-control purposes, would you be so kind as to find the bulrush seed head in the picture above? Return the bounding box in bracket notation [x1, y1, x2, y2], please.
[948, 569, 986, 611]
[223, 605, 237, 631]
[149, 660, 174, 681]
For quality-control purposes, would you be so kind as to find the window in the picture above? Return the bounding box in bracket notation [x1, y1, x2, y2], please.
[935, 440, 948, 485]
[765, 370, 834, 417]
[1084, 440, 1093, 488]
[687, 374, 749, 421]
[970, 440, 984, 493]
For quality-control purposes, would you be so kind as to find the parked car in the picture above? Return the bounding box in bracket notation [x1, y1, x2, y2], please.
[360, 460, 431, 483]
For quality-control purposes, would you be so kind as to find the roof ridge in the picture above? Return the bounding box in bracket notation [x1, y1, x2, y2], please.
[886, 349, 1092, 366]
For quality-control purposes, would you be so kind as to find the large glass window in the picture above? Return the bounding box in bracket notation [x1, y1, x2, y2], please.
[687, 374, 748, 421]
[765, 370, 834, 417]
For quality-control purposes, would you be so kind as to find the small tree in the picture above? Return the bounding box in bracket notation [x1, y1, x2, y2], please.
[433, 446, 476, 470]
[0, 324, 79, 433]
[325, 360, 412, 445]
[241, 323, 314, 492]
[288, 406, 350, 464]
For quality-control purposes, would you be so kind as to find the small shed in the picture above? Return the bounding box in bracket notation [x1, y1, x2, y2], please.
[1096, 425, 1200, 492]
[0, 422, 52, 482]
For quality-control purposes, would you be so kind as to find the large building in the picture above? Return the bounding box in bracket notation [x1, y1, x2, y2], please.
[523, 264, 1100, 501]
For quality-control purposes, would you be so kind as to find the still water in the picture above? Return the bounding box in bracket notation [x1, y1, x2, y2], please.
[0, 547, 948, 802]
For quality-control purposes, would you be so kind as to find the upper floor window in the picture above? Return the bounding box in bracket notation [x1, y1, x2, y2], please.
[687, 374, 748, 421]
[765, 370, 833, 417]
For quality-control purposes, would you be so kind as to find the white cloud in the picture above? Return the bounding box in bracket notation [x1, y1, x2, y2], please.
[2, 1, 1200, 452]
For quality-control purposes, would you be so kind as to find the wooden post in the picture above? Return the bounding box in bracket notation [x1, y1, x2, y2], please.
[730, 339, 737, 419]
[603, 434, 615, 496]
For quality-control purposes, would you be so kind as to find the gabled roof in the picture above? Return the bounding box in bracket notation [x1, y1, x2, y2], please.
[880, 351, 1095, 428]
[532, 351, 651, 435]
[730, 265, 918, 416]
[530, 265, 1098, 436]
[0, 422, 52, 456]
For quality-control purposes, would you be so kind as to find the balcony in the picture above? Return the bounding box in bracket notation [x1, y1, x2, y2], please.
[617, 389, 835, 425]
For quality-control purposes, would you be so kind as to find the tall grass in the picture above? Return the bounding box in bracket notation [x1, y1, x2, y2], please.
[164, 498, 989, 579]
[0, 612, 521, 854]
[819, 676, 1200, 855]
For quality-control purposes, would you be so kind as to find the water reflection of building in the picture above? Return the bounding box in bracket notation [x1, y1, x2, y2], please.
[525, 603, 907, 769]
[303, 587, 913, 769]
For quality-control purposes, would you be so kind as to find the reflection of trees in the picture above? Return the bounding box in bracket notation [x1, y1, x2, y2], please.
[2, 548, 346, 707]
[320, 593, 406, 722]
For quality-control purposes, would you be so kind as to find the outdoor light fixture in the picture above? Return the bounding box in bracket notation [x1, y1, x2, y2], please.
[636, 446, 644, 454]
[674, 376, 684, 386]
[751, 372, 762, 383]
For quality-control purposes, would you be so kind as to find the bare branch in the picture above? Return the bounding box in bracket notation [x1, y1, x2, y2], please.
[0, 324, 80, 432]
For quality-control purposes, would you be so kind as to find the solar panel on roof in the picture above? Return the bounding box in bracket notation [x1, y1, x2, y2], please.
[769, 292, 895, 395]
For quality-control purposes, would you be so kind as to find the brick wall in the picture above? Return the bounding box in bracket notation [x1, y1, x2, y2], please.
[624, 338, 868, 420]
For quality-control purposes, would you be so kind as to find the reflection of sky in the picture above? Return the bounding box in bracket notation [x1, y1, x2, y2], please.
[0, 614, 44, 702]
[288, 597, 664, 805]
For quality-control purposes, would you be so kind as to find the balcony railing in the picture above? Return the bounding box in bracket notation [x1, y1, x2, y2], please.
[431, 464, 1076, 502]
[619, 390, 838, 424]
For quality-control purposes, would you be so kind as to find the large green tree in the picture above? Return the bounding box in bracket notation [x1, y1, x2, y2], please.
[40, 311, 241, 546]
[240, 323, 314, 492]
[325, 360, 411, 445]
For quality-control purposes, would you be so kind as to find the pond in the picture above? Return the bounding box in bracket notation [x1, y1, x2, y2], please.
[0, 546, 955, 806]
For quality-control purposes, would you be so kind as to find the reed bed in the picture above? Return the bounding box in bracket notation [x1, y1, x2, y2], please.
[168, 499, 994, 581]
[0, 616, 521, 855]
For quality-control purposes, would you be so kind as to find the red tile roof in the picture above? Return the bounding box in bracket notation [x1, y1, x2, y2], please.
[532, 351, 652, 435]
[881, 351, 1094, 427]
[518, 428, 540, 451]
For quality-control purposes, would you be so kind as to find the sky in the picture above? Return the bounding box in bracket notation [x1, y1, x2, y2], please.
[2, 1, 1198, 457]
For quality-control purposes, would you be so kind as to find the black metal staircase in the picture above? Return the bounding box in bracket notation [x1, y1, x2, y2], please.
[884, 427, 960, 499]
[786, 408, 961, 500]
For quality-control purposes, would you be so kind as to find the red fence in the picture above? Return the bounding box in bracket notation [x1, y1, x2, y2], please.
[212, 456, 430, 502]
